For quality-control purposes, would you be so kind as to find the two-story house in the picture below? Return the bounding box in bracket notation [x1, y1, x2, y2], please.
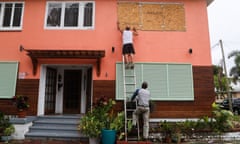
[0, 0, 214, 119]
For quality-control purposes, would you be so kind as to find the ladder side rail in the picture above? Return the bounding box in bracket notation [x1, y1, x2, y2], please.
[122, 55, 128, 141]
[123, 56, 139, 141]
[132, 66, 140, 140]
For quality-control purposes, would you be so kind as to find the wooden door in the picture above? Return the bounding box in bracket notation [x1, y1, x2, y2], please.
[63, 70, 82, 113]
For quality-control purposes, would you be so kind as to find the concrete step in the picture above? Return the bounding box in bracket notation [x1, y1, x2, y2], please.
[25, 131, 87, 140]
[25, 115, 85, 141]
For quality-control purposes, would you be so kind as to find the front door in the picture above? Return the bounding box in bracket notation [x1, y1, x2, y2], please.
[63, 70, 82, 114]
[44, 67, 57, 114]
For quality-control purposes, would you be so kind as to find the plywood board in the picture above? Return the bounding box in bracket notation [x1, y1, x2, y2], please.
[117, 2, 140, 30]
[117, 2, 186, 31]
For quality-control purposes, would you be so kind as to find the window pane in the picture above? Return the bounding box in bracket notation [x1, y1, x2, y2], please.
[47, 3, 61, 27]
[83, 3, 93, 26]
[3, 3, 13, 27]
[64, 3, 79, 27]
[13, 3, 23, 26]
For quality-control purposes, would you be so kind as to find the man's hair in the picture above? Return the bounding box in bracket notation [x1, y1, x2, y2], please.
[125, 26, 130, 30]
[142, 81, 148, 89]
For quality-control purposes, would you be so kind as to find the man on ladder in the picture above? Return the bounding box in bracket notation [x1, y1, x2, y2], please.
[117, 22, 138, 69]
[131, 81, 151, 140]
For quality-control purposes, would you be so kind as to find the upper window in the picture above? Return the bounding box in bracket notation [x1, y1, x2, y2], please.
[0, 2, 24, 31]
[45, 1, 94, 29]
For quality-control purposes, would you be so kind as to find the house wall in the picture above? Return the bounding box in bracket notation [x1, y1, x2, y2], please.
[0, 0, 211, 79]
[0, 0, 214, 117]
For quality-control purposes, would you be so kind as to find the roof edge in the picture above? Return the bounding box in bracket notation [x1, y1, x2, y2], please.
[207, 0, 214, 6]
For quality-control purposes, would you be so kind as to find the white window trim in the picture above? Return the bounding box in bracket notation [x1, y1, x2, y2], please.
[0, 2, 24, 31]
[44, 1, 95, 30]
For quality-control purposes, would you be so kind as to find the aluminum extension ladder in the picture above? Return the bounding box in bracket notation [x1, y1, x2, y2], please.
[122, 56, 140, 141]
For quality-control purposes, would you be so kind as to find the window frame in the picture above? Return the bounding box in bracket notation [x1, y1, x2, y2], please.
[0, 2, 24, 31]
[44, 1, 95, 30]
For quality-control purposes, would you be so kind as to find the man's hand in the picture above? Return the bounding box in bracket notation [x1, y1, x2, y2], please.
[133, 27, 137, 31]
[117, 21, 123, 33]
[132, 27, 138, 36]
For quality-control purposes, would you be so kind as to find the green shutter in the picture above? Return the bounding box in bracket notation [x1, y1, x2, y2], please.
[141, 63, 168, 100]
[116, 62, 194, 101]
[0, 62, 19, 99]
[116, 64, 124, 100]
[167, 64, 194, 100]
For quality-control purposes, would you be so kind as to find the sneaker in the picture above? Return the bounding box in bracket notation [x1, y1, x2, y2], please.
[130, 63, 134, 69]
[125, 63, 129, 69]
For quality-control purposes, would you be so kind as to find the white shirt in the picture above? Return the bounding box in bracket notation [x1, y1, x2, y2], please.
[123, 30, 133, 44]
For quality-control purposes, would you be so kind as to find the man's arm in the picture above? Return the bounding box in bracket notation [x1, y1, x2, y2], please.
[132, 27, 138, 36]
[131, 89, 139, 101]
[117, 22, 123, 33]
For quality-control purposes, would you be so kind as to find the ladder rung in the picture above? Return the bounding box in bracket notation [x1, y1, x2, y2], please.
[124, 75, 135, 77]
[126, 91, 134, 93]
[126, 118, 133, 120]
[127, 138, 139, 141]
[125, 83, 136, 85]
[126, 109, 135, 111]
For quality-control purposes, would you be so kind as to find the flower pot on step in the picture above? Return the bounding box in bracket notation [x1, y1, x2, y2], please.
[18, 110, 27, 118]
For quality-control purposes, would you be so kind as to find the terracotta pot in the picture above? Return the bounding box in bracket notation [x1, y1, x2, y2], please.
[165, 136, 172, 143]
[18, 110, 27, 118]
[89, 137, 99, 144]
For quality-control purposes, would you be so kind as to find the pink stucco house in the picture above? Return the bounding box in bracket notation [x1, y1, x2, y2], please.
[0, 0, 214, 119]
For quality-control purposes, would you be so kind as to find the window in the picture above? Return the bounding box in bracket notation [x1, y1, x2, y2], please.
[116, 63, 194, 101]
[45, 1, 94, 29]
[0, 62, 19, 99]
[0, 2, 24, 30]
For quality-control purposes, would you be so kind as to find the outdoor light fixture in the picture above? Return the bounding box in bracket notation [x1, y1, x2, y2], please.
[19, 45, 24, 52]
[112, 46, 115, 53]
[189, 48, 193, 54]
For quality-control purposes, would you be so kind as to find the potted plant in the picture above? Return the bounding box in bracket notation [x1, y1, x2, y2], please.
[0, 113, 15, 143]
[102, 111, 125, 144]
[1, 124, 15, 142]
[79, 112, 103, 144]
[160, 120, 174, 143]
[79, 96, 127, 144]
[79, 96, 114, 144]
[12, 95, 30, 118]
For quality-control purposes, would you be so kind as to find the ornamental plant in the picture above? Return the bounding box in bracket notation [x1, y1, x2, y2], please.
[79, 96, 125, 138]
[12, 95, 30, 111]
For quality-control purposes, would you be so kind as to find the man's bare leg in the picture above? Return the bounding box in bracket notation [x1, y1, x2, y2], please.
[124, 54, 129, 69]
[129, 54, 134, 69]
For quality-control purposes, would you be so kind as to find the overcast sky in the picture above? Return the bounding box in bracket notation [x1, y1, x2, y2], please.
[207, 0, 240, 72]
